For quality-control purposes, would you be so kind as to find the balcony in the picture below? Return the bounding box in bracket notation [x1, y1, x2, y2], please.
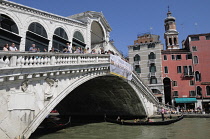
[183, 72, 194, 77]
[148, 59, 155, 64]
[149, 72, 156, 77]
[133, 61, 140, 65]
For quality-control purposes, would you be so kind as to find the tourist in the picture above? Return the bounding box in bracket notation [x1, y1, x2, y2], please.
[91, 49, 97, 54]
[9, 43, 18, 51]
[161, 107, 165, 121]
[49, 47, 55, 52]
[74, 47, 81, 53]
[3, 44, 9, 51]
[66, 43, 72, 53]
[29, 44, 37, 52]
[100, 48, 105, 54]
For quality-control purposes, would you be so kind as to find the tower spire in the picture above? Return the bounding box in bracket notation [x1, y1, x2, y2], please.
[164, 9, 179, 49]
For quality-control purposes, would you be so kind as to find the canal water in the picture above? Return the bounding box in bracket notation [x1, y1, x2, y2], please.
[30, 118, 210, 139]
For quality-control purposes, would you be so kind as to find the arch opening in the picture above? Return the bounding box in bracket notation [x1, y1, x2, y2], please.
[91, 21, 105, 50]
[55, 76, 147, 119]
[0, 14, 21, 49]
[25, 22, 49, 51]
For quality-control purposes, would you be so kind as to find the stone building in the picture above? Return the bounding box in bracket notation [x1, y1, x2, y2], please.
[128, 33, 164, 103]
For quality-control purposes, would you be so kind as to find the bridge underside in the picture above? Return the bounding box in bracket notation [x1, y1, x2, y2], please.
[56, 76, 146, 118]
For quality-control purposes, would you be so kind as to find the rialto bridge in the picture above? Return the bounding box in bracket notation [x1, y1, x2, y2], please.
[0, 52, 159, 139]
[0, 1, 159, 139]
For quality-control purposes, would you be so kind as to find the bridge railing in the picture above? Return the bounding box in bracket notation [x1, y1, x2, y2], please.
[132, 71, 159, 104]
[0, 52, 110, 68]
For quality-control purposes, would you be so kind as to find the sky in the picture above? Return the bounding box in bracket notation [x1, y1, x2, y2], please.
[8, 0, 210, 56]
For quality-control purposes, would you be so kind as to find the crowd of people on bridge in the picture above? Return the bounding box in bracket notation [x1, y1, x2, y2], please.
[1, 42, 117, 55]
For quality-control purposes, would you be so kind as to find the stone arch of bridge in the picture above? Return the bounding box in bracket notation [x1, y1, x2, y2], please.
[24, 74, 147, 138]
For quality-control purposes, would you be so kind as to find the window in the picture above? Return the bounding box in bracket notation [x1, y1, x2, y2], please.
[206, 36, 210, 40]
[183, 66, 188, 75]
[197, 86, 202, 96]
[150, 77, 157, 84]
[164, 55, 167, 60]
[173, 91, 178, 97]
[148, 52, 156, 59]
[164, 66, 168, 73]
[186, 54, 192, 59]
[169, 38, 172, 45]
[191, 36, 199, 41]
[134, 54, 140, 61]
[133, 45, 140, 50]
[189, 66, 193, 75]
[177, 66, 182, 73]
[192, 46, 197, 51]
[193, 56, 198, 64]
[171, 55, 175, 60]
[150, 63, 156, 73]
[206, 86, 210, 96]
[190, 80, 194, 86]
[189, 91, 196, 97]
[176, 55, 181, 60]
[195, 71, 201, 81]
[135, 65, 141, 73]
[174, 37, 177, 45]
[148, 43, 155, 48]
[172, 81, 177, 86]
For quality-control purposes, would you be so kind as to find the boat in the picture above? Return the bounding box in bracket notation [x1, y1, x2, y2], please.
[105, 114, 184, 126]
[33, 116, 71, 135]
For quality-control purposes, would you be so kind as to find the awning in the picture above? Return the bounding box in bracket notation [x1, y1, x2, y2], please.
[175, 98, 197, 103]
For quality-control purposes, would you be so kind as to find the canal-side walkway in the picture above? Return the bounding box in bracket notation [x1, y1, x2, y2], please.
[150, 113, 210, 119]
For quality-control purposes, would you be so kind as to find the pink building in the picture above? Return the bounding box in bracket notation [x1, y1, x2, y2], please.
[162, 10, 210, 112]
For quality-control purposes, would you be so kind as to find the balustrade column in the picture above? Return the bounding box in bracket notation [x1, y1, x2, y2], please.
[9, 56, 17, 67]
[78, 56, 81, 64]
[50, 56, 55, 65]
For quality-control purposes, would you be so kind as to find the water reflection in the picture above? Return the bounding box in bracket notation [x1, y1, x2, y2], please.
[31, 118, 210, 139]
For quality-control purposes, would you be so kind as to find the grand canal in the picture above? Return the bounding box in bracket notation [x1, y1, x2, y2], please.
[30, 118, 210, 139]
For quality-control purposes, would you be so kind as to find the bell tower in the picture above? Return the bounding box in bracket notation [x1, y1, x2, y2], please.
[164, 8, 179, 49]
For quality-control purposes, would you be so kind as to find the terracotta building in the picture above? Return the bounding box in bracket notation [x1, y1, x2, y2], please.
[183, 33, 210, 112]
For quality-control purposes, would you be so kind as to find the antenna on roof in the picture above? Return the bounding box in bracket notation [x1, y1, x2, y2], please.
[168, 5, 170, 12]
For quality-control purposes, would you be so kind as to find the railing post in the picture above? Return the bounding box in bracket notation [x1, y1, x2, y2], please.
[78, 56, 81, 64]
[9, 56, 17, 67]
[50, 56, 55, 65]
[96, 56, 98, 63]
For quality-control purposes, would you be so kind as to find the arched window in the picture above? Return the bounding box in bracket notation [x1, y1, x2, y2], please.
[0, 14, 21, 49]
[26, 22, 49, 51]
[197, 86, 202, 96]
[193, 56, 198, 64]
[148, 52, 156, 59]
[53, 27, 69, 51]
[134, 54, 140, 61]
[72, 31, 86, 51]
[174, 37, 177, 45]
[169, 38, 172, 45]
[150, 63, 156, 73]
[195, 71, 201, 81]
[206, 86, 210, 96]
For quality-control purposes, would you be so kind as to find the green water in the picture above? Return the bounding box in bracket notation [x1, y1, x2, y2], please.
[31, 118, 210, 139]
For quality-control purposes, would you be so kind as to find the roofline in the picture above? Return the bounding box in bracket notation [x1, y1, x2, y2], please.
[1, 0, 86, 26]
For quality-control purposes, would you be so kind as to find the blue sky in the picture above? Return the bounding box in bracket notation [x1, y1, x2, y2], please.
[9, 0, 210, 55]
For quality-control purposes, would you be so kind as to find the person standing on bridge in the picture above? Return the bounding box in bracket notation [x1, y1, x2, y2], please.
[29, 44, 37, 52]
[66, 43, 72, 53]
[161, 107, 165, 121]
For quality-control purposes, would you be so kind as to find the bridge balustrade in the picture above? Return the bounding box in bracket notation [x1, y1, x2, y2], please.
[0, 52, 110, 68]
